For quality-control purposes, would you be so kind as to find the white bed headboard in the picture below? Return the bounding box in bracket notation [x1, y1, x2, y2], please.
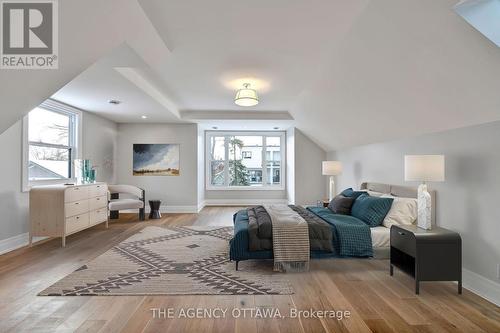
[359, 182, 437, 226]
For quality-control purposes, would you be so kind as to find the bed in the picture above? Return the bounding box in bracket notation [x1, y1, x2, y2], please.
[229, 182, 436, 269]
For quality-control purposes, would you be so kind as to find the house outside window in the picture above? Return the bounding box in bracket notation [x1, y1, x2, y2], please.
[22, 100, 82, 191]
[206, 131, 285, 190]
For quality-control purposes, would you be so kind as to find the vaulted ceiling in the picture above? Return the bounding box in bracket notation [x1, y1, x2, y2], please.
[1, 0, 499, 151]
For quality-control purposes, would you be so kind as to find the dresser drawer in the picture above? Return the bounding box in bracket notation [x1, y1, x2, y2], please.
[65, 200, 89, 218]
[66, 213, 89, 234]
[90, 208, 107, 225]
[391, 226, 416, 256]
[65, 186, 89, 203]
[89, 196, 107, 211]
[88, 184, 108, 198]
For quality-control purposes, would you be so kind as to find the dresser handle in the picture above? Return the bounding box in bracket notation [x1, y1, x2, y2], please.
[398, 231, 406, 236]
[76, 216, 80, 219]
[75, 202, 79, 205]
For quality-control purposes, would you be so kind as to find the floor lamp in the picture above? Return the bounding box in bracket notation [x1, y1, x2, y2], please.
[404, 155, 445, 230]
[322, 161, 342, 201]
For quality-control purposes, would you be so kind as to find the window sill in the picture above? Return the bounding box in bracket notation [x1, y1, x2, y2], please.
[206, 186, 285, 191]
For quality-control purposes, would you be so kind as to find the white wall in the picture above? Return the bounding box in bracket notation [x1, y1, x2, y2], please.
[116, 123, 199, 210]
[197, 125, 205, 209]
[0, 121, 29, 242]
[82, 112, 118, 184]
[294, 129, 327, 205]
[0, 112, 117, 247]
[329, 120, 500, 289]
[204, 189, 287, 202]
[286, 127, 295, 204]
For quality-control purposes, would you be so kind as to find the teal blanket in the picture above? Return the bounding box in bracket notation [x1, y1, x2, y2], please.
[307, 207, 373, 257]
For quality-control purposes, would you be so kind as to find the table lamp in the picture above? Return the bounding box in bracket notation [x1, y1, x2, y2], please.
[322, 161, 342, 201]
[404, 155, 445, 229]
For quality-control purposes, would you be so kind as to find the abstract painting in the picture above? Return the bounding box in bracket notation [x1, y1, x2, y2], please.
[133, 144, 180, 176]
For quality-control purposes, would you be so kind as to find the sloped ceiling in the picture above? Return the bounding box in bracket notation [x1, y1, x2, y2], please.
[0, 0, 172, 133]
[2, 0, 499, 151]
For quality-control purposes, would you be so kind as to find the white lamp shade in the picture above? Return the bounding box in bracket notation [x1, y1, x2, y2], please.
[404, 155, 445, 182]
[234, 85, 259, 107]
[322, 161, 342, 176]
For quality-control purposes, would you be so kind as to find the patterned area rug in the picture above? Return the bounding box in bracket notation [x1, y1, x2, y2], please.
[39, 226, 293, 296]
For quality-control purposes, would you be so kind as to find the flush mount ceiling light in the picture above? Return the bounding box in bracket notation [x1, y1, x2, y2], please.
[234, 83, 259, 107]
[108, 99, 121, 105]
[141, 115, 148, 119]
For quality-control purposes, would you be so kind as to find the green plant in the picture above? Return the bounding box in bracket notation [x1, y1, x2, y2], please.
[228, 138, 249, 186]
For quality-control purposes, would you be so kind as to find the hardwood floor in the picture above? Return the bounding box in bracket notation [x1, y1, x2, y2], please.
[0, 207, 499, 333]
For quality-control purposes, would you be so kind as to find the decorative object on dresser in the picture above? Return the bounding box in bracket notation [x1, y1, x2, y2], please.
[404, 155, 445, 230]
[148, 200, 162, 219]
[108, 185, 145, 221]
[74, 159, 97, 184]
[390, 224, 461, 294]
[322, 161, 342, 201]
[29, 183, 109, 247]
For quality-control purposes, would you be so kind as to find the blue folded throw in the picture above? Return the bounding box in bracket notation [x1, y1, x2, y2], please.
[307, 207, 373, 257]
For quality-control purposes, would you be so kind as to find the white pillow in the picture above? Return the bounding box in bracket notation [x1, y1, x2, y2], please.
[381, 194, 417, 228]
[367, 190, 385, 197]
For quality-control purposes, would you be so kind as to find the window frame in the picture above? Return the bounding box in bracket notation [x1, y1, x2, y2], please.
[205, 131, 286, 191]
[22, 99, 82, 192]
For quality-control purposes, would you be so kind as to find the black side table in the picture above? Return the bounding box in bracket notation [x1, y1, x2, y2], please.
[148, 200, 162, 219]
[390, 224, 462, 294]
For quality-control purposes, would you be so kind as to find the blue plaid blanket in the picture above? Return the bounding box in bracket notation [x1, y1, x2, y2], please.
[307, 207, 373, 257]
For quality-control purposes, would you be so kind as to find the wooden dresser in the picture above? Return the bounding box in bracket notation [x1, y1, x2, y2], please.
[29, 183, 108, 247]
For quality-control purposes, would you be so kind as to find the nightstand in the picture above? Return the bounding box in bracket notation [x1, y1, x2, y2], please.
[390, 224, 462, 294]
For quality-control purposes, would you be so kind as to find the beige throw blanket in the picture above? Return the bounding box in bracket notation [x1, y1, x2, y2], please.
[264, 204, 310, 272]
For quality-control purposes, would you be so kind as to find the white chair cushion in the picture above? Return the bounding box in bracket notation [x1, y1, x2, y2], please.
[109, 199, 144, 211]
[108, 185, 143, 198]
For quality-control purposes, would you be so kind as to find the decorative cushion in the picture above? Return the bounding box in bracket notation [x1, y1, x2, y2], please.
[340, 188, 366, 199]
[381, 194, 417, 228]
[351, 194, 394, 227]
[327, 195, 355, 215]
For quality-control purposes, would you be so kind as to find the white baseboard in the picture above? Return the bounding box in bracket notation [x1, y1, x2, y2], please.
[122, 200, 287, 213]
[203, 198, 288, 206]
[463, 268, 500, 306]
[121, 205, 200, 214]
[0, 233, 48, 256]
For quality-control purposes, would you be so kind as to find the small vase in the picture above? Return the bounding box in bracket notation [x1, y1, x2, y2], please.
[88, 169, 96, 183]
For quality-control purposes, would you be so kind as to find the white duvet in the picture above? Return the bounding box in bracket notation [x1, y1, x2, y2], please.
[371, 226, 390, 248]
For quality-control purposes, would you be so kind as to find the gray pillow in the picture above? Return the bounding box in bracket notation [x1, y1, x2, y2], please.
[328, 195, 355, 215]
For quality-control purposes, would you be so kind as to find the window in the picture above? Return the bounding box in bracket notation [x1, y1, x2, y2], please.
[206, 131, 285, 190]
[23, 100, 81, 191]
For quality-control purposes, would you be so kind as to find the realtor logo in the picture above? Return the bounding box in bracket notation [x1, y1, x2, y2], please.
[1, 0, 58, 69]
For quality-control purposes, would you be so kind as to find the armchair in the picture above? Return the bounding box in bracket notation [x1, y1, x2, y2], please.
[108, 185, 145, 221]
